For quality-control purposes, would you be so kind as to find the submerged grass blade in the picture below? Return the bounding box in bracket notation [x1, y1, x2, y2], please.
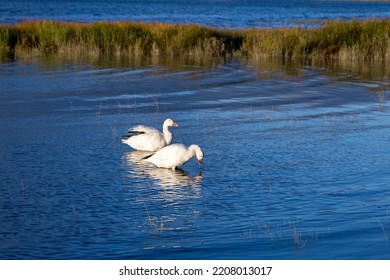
[373, 216, 389, 241]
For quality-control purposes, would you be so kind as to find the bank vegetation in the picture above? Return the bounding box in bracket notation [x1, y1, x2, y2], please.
[1, 19, 389, 66]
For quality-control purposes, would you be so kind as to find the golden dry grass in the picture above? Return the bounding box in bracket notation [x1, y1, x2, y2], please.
[1, 19, 389, 65]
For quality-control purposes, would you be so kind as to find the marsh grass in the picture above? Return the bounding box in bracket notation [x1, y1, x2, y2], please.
[1, 19, 389, 67]
[242, 19, 390, 65]
[0, 20, 242, 60]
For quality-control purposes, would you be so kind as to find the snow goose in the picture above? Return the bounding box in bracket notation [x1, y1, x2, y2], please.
[122, 118, 178, 152]
[144, 144, 203, 170]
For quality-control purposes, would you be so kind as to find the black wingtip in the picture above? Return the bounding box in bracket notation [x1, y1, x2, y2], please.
[141, 153, 155, 160]
[127, 130, 145, 135]
[122, 130, 146, 139]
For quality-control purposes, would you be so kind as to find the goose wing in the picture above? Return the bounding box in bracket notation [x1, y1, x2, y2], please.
[128, 125, 160, 134]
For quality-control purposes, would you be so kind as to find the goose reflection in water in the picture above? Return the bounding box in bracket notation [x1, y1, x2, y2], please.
[124, 151, 203, 190]
[123, 151, 203, 239]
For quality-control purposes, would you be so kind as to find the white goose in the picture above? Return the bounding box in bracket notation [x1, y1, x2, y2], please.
[144, 144, 203, 170]
[122, 118, 178, 152]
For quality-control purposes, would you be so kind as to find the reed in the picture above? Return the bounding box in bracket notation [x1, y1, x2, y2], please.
[242, 19, 390, 63]
[1, 19, 389, 65]
[0, 20, 242, 59]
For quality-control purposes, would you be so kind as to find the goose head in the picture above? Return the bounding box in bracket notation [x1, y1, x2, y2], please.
[164, 118, 178, 127]
[191, 145, 203, 165]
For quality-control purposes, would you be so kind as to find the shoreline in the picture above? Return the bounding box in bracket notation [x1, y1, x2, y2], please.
[1, 19, 389, 66]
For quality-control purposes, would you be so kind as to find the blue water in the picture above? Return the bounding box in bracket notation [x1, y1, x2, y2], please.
[1, 0, 390, 28]
[1, 0, 390, 260]
[1, 57, 389, 259]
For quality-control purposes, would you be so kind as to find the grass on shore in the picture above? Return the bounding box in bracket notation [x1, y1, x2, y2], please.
[0, 19, 389, 64]
[0, 20, 243, 59]
[243, 19, 390, 64]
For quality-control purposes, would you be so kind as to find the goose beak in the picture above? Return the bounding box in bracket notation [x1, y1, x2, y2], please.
[172, 121, 178, 127]
[198, 159, 203, 165]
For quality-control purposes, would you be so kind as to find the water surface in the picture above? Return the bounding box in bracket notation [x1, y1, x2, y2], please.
[2, 0, 390, 28]
[1, 57, 389, 259]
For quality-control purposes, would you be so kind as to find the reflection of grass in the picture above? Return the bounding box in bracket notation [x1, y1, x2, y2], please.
[293, 225, 308, 249]
[95, 103, 102, 120]
[109, 124, 118, 140]
[258, 218, 317, 250]
[143, 201, 154, 228]
[373, 216, 389, 241]
[147, 93, 160, 112]
[142, 200, 168, 237]
[1, 19, 389, 66]
[375, 89, 388, 111]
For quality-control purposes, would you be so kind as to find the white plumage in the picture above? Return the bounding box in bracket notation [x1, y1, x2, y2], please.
[122, 118, 178, 152]
[144, 144, 203, 170]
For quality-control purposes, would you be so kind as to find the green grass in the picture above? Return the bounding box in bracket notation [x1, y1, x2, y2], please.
[242, 19, 390, 62]
[1, 19, 389, 64]
[0, 20, 243, 59]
